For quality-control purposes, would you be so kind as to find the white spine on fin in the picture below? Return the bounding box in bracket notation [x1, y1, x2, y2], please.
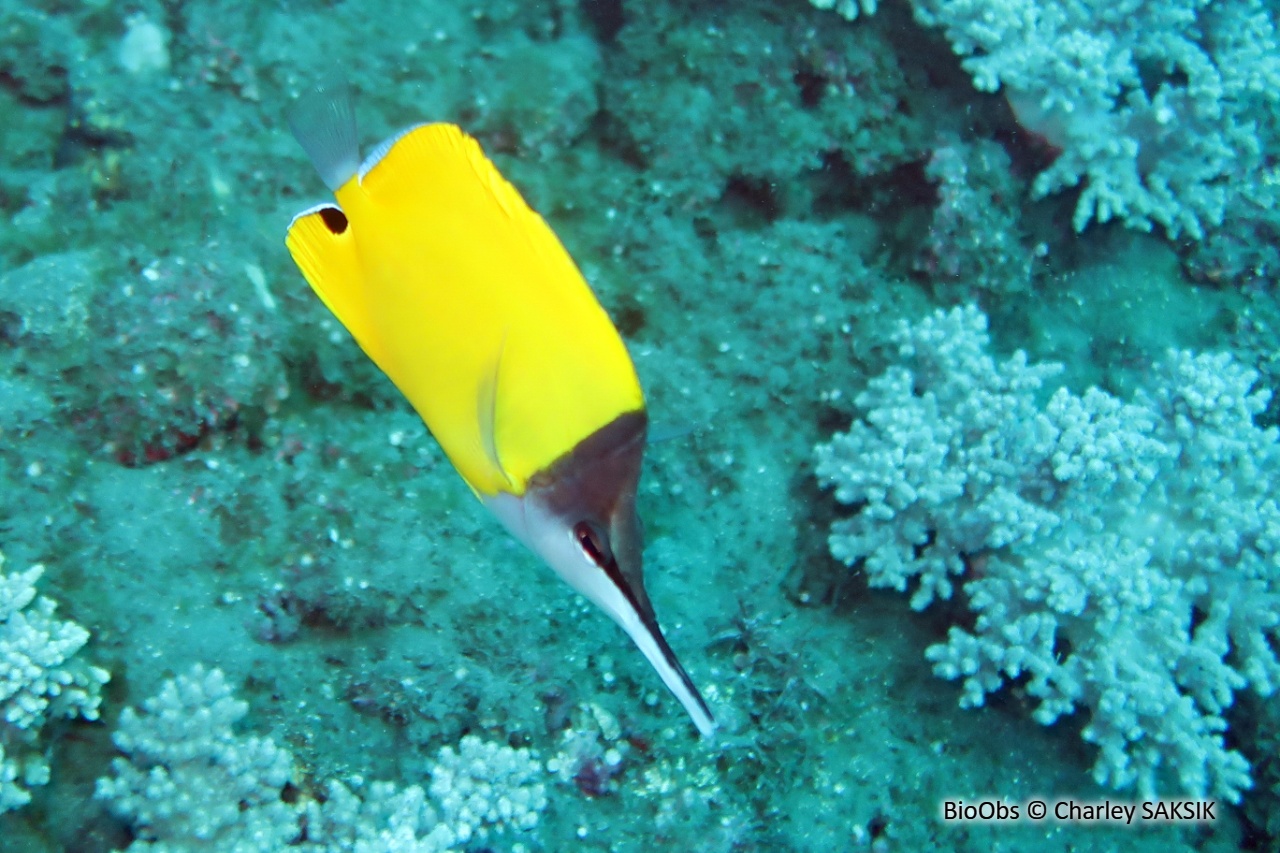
[359, 124, 428, 181]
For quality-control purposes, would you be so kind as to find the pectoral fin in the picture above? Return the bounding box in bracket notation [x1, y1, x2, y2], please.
[477, 331, 513, 490]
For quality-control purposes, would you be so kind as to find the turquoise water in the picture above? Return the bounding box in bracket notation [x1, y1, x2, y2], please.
[0, 0, 1276, 849]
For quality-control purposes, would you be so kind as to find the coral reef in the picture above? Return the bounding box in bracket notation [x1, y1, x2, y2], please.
[606, 0, 927, 213]
[914, 138, 1039, 301]
[1, 0, 1276, 848]
[0, 552, 109, 812]
[809, 0, 879, 22]
[95, 665, 301, 849]
[306, 779, 457, 853]
[816, 306, 1279, 802]
[96, 665, 548, 851]
[905, 0, 1280, 238]
[429, 735, 547, 842]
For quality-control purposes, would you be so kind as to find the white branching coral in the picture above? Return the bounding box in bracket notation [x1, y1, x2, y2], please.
[97, 665, 549, 851]
[429, 734, 548, 843]
[95, 664, 301, 849]
[305, 779, 458, 853]
[816, 306, 1280, 802]
[907, 0, 1280, 238]
[808, 0, 878, 21]
[0, 551, 109, 811]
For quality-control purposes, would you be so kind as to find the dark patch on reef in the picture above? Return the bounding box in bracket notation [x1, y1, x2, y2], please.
[580, 0, 625, 41]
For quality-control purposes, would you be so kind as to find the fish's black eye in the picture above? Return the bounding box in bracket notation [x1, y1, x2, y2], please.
[319, 206, 348, 235]
[574, 521, 612, 567]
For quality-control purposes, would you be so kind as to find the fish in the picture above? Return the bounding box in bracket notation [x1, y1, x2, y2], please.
[284, 82, 715, 738]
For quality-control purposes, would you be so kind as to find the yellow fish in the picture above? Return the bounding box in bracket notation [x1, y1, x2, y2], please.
[284, 83, 715, 737]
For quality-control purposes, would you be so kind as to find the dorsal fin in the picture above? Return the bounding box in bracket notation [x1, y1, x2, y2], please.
[287, 80, 360, 192]
[359, 123, 550, 242]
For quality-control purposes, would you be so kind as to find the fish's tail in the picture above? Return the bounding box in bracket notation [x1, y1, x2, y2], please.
[287, 79, 360, 192]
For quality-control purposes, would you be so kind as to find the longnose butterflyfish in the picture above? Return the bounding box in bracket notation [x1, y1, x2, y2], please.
[284, 85, 716, 737]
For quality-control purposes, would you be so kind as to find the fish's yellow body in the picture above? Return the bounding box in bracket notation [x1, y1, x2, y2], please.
[285, 90, 716, 738]
[287, 124, 643, 496]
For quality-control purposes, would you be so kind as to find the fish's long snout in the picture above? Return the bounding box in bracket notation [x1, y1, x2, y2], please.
[486, 412, 716, 738]
[514, 493, 717, 738]
[613, 573, 718, 738]
[600, 491, 716, 738]
[557, 511, 717, 738]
